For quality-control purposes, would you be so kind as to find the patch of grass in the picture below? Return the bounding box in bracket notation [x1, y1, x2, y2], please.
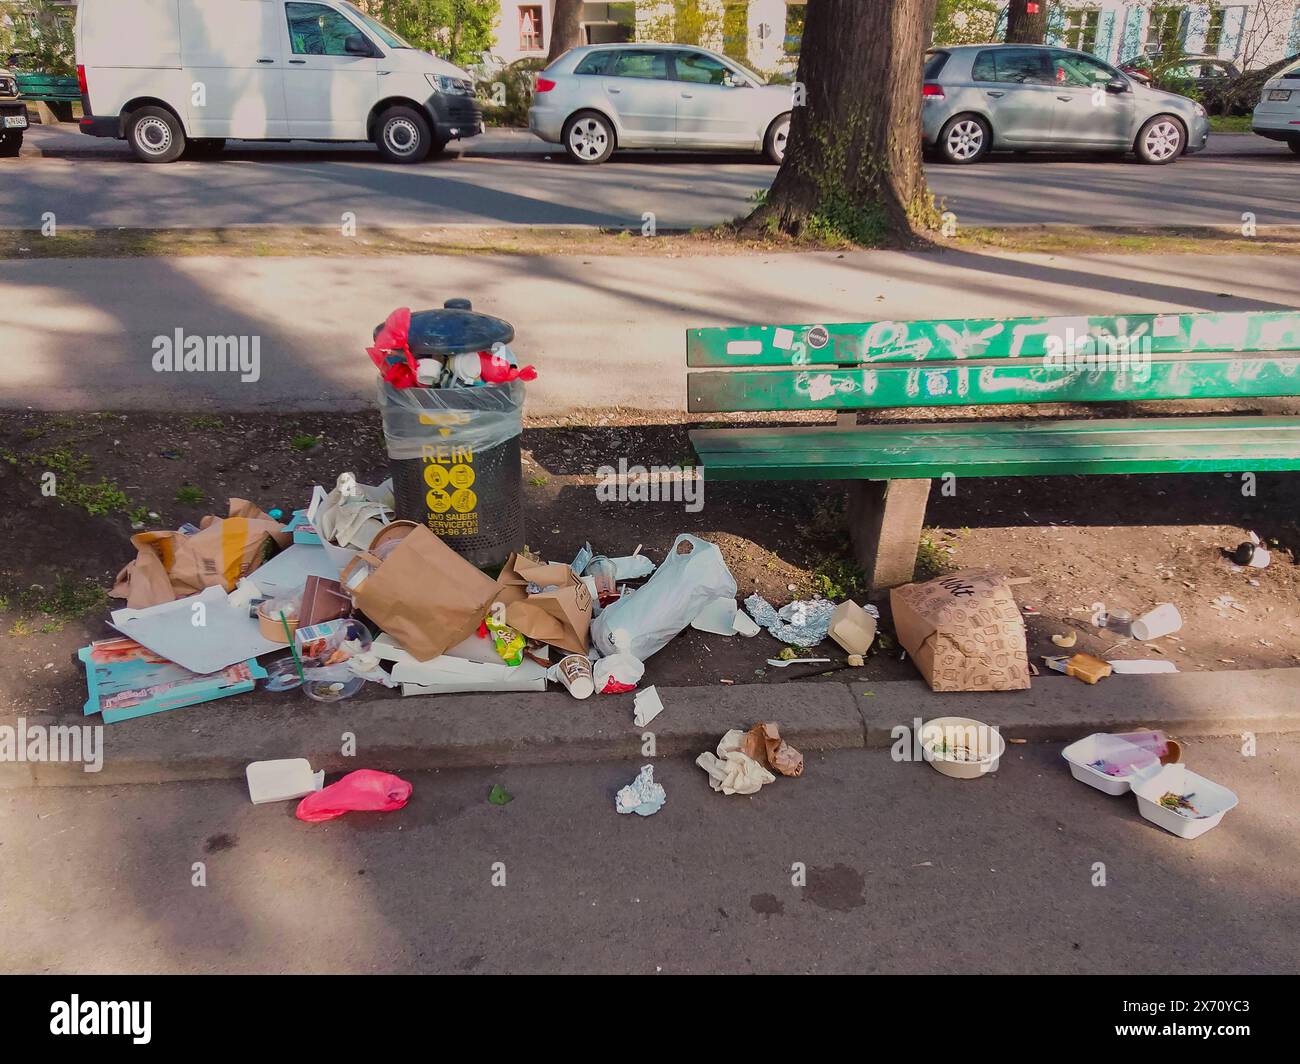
[189, 414, 224, 430]
[289, 434, 320, 451]
[915, 530, 954, 580]
[1209, 114, 1253, 133]
[808, 555, 867, 601]
[175, 484, 206, 504]
[954, 224, 1300, 256]
[3, 576, 109, 635]
[31, 447, 131, 516]
[528, 475, 549, 487]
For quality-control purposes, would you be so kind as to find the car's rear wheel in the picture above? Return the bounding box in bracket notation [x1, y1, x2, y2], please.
[937, 114, 990, 164]
[1289, 140, 1300, 156]
[564, 110, 615, 164]
[128, 106, 186, 164]
[374, 106, 432, 164]
[1134, 115, 1184, 164]
[764, 112, 790, 164]
[0, 129, 22, 158]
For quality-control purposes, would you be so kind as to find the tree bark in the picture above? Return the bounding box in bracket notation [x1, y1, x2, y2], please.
[547, 0, 585, 63]
[741, 0, 939, 246]
[1005, 0, 1049, 44]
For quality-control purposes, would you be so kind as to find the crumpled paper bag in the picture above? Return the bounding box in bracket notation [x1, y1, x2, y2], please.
[741, 721, 804, 777]
[696, 729, 775, 796]
[112, 499, 290, 609]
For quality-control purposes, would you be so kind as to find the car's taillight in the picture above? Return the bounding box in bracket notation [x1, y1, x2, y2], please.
[77, 63, 90, 108]
[535, 77, 556, 93]
[922, 83, 944, 99]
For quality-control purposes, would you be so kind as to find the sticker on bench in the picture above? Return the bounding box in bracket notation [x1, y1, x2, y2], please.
[772, 328, 795, 351]
[725, 340, 764, 356]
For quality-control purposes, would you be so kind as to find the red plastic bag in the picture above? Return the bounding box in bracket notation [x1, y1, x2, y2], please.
[295, 769, 413, 823]
[366, 307, 419, 389]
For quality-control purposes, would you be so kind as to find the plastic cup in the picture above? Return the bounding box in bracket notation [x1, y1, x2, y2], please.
[1131, 603, 1183, 641]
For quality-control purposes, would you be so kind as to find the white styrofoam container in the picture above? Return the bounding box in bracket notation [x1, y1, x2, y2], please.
[919, 716, 1005, 780]
[1061, 733, 1159, 796]
[1131, 763, 1238, 839]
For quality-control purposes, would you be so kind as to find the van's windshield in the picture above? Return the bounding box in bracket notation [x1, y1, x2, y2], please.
[341, 2, 413, 49]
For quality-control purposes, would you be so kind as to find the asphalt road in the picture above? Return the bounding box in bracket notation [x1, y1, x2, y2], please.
[2, 125, 1296, 230]
[2, 738, 1294, 974]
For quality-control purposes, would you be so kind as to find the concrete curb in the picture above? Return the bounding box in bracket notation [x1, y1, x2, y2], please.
[854, 668, 1300, 748]
[3, 669, 1298, 789]
[0, 681, 864, 789]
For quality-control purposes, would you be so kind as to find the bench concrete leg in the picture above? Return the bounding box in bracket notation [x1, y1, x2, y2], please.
[847, 478, 931, 592]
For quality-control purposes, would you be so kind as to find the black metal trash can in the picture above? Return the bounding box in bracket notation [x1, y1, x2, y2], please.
[377, 299, 526, 567]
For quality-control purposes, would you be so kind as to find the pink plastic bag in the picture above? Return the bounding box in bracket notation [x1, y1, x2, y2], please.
[295, 769, 413, 823]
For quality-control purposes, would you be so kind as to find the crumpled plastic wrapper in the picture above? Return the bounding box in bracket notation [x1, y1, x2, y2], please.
[744, 593, 836, 646]
[742, 721, 804, 777]
[696, 729, 776, 796]
[615, 764, 666, 816]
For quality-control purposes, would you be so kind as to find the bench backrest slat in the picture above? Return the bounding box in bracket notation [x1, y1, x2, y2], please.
[686, 310, 1300, 413]
[687, 311, 1300, 368]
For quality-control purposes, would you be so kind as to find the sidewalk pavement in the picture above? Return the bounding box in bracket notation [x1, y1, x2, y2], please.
[5, 669, 1297, 789]
[4, 249, 1300, 414]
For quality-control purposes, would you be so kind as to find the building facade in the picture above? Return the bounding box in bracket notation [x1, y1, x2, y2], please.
[491, 1, 1300, 71]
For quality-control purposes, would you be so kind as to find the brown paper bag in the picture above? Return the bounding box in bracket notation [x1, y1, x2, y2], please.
[341, 521, 498, 662]
[494, 553, 592, 655]
[741, 722, 804, 777]
[111, 499, 290, 609]
[890, 569, 1030, 692]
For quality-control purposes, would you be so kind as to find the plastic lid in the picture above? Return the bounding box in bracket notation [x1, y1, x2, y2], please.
[385, 299, 514, 356]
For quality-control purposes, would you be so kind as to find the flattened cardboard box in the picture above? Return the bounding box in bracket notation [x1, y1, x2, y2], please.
[890, 569, 1030, 692]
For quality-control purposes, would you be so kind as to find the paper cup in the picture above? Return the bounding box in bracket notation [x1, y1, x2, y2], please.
[555, 654, 595, 699]
[1131, 603, 1182, 641]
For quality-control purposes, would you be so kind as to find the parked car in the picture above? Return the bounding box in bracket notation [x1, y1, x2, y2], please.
[923, 44, 1209, 164]
[1119, 52, 1246, 114]
[528, 43, 792, 164]
[1251, 56, 1300, 154]
[75, 0, 482, 163]
[1229, 51, 1300, 117]
[0, 65, 28, 157]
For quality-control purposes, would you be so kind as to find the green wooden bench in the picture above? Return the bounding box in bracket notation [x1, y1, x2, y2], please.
[687, 310, 1300, 590]
[16, 72, 79, 122]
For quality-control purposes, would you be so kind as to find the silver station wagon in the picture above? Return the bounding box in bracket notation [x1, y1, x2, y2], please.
[923, 43, 1209, 165]
[529, 43, 793, 164]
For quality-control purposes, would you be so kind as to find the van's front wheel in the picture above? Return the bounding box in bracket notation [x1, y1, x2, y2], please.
[375, 106, 432, 164]
[127, 106, 186, 164]
[0, 130, 22, 158]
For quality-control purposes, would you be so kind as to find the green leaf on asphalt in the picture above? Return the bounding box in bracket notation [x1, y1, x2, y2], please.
[488, 784, 513, 806]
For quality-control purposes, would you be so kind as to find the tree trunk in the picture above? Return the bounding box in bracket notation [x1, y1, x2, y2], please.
[741, 0, 939, 246]
[1005, 0, 1049, 44]
[547, 0, 585, 63]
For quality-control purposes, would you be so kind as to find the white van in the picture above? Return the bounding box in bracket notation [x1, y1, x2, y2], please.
[75, 0, 483, 163]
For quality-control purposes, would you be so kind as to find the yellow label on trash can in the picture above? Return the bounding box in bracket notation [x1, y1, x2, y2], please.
[421, 444, 478, 536]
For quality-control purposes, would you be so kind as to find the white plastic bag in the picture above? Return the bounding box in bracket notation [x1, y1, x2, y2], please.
[591, 535, 736, 660]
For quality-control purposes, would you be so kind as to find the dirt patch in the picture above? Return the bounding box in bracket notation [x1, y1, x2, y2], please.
[2, 409, 1297, 721]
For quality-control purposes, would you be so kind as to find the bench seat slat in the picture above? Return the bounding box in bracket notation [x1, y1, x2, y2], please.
[688, 355, 1300, 412]
[690, 416, 1300, 480]
[687, 311, 1300, 368]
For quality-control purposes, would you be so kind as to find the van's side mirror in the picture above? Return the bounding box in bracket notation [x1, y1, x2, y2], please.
[1105, 77, 1128, 94]
[344, 34, 373, 57]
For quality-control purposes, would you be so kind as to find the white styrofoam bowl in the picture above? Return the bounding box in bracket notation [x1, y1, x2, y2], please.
[919, 716, 1005, 780]
[1061, 733, 1158, 795]
[1131, 763, 1238, 839]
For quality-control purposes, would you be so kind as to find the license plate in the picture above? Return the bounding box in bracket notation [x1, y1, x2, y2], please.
[1269, 89, 1292, 101]
[3, 115, 27, 129]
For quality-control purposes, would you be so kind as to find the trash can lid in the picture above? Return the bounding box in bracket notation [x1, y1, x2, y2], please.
[392, 299, 515, 357]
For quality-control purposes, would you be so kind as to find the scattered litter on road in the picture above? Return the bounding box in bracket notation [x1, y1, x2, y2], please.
[1107, 659, 1178, 674]
[1043, 652, 1112, 684]
[1050, 631, 1077, 648]
[1130, 603, 1183, 640]
[918, 716, 1005, 779]
[696, 729, 776, 795]
[741, 722, 803, 778]
[828, 600, 877, 656]
[549, 653, 595, 699]
[632, 686, 664, 727]
[1230, 531, 1271, 569]
[615, 765, 665, 816]
[487, 783, 513, 806]
[295, 770, 412, 822]
[247, 758, 325, 805]
[765, 656, 831, 668]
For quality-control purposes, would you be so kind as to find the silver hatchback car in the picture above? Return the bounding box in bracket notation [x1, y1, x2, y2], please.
[529, 43, 793, 164]
[923, 44, 1209, 164]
